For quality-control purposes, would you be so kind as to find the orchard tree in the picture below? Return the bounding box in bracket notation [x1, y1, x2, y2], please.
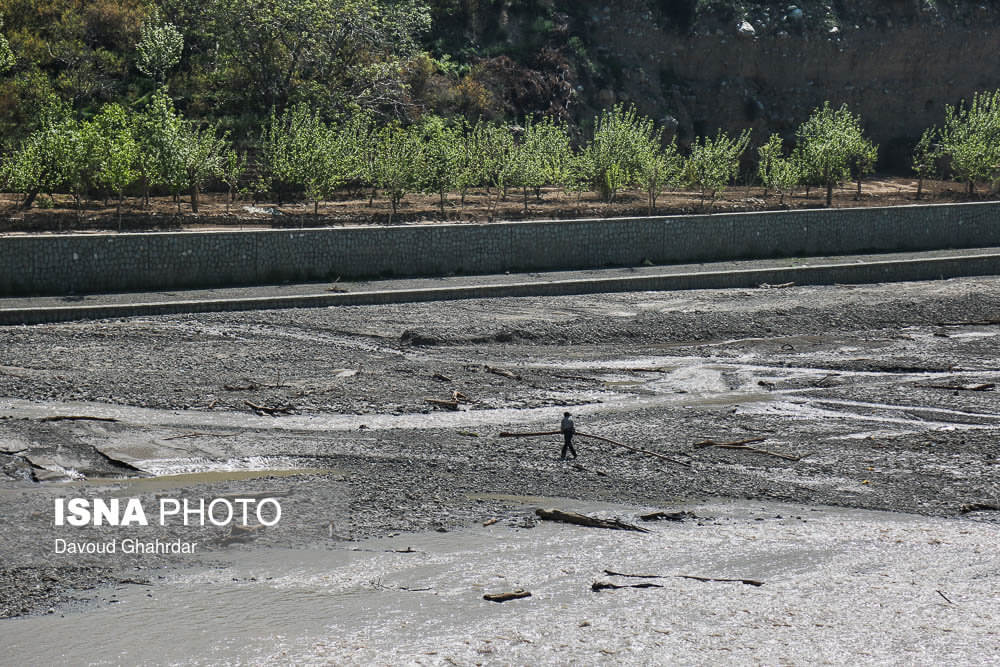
[257, 104, 330, 208]
[181, 122, 227, 214]
[517, 116, 575, 210]
[89, 103, 138, 223]
[4, 103, 79, 210]
[220, 149, 246, 213]
[911, 127, 939, 200]
[684, 129, 751, 208]
[794, 102, 877, 207]
[414, 115, 461, 215]
[373, 122, 422, 222]
[937, 90, 1000, 194]
[583, 104, 653, 203]
[757, 134, 800, 204]
[134, 90, 186, 208]
[637, 136, 682, 214]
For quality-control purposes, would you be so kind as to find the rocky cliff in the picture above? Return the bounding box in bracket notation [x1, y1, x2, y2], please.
[434, 1, 1000, 169]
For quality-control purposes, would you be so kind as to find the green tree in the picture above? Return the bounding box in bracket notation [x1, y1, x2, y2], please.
[218, 0, 431, 113]
[911, 128, 939, 201]
[415, 114, 461, 215]
[516, 116, 575, 211]
[372, 122, 422, 222]
[181, 121, 227, 214]
[256, 104, 328, 207]
[938, 90, 1000, 195]
[583, 104, 653, 203]
[134, 89, 186, 209]
[684, 129, 751, 208]
[757, 134, 800, 204]
[4, 102, 78, 210]
[637, 135, 682, 214]
[136, 11, 184, 86]
[794, 102, 876, 207]
[89, 103, 138, 224]
[220, 149, 246, 214]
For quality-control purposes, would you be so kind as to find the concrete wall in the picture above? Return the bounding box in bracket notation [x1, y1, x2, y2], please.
[1, 201, 998, 296]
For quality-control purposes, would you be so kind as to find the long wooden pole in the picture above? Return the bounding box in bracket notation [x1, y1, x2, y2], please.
[498, 430, 691, 468]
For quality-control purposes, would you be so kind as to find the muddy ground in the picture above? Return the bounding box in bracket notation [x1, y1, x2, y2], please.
[1, 276, 1000, 618]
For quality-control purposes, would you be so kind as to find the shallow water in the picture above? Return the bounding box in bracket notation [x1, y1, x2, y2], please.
[3, 499, 997, 665]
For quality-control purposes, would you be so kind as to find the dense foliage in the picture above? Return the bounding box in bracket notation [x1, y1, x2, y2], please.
[0, 2, 998, 215]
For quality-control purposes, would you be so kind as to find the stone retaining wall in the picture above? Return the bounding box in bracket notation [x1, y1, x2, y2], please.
[1, 202, 998, 296]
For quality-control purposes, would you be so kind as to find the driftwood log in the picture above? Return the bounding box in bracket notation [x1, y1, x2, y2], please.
[535, 508, 649, 533]
[914, 382, 995, 392]
[592, 581, 663, 591]
[604, 569, 763, 587]
[484, 590, 531, 603]
[499, 430, 691, 468]
[38, 415, 118, 423]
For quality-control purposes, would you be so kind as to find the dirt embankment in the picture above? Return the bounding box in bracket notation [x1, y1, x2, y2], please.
[0, 177, 990, 233]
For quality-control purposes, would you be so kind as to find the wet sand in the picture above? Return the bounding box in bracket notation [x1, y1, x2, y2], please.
[1, 275, 999, 661]
[2, 499, 997, 665]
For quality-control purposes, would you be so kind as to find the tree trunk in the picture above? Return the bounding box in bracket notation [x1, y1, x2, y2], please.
[439, 190, 446, 215]
[191, 181, 200, 213]
[522, 186, 528, 213]
[916, 177, 923, 200]
[117, 192, 123, 232]
[21, 189, 39, 210]
[826, 181, 833, 207]
[856, 176, 862, 201]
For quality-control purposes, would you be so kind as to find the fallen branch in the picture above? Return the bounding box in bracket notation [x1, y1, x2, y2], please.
[484, 590, 531, 603]
[603, 569, 665, 579]
[604, 569, 763, 587]
[759, 281, 795, 289]
[592, 581, 663, 591]
[936, 589, 955, 605]
[639, 511, 696, 522]
[677, 574, 763, 587]
[498, 430, 691, 468]
[485, 365, 520, 380]
[914, 382, 995, 392]
[432, 373, 452, 382]
[694, 438, 803, 462]
[452, 390, 472, 403]
[38, 415, 118, 423]
[535, 508, 649, 533]
[244, 400, 294, 416]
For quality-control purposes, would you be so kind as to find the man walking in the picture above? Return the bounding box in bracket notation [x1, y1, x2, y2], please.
[560, 411, 577, 460]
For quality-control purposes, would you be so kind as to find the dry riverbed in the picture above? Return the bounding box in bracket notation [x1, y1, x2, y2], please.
[1, 276, 999, 652]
